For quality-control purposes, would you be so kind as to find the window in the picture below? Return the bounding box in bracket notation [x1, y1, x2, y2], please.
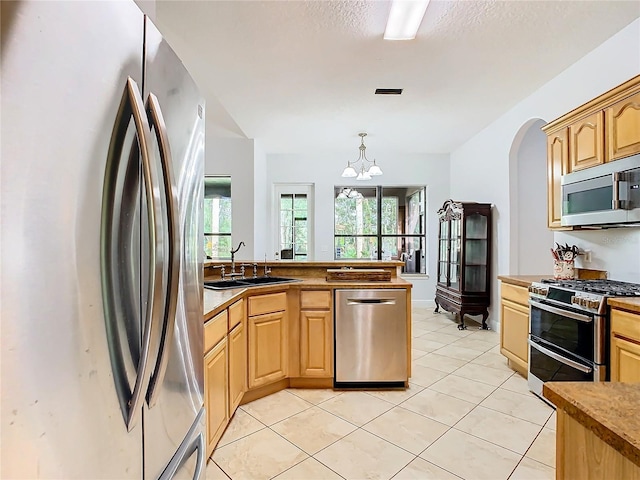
[204, 176, 231, 259]
[334, 186, 426, 274]
[274, 184, 314, 260]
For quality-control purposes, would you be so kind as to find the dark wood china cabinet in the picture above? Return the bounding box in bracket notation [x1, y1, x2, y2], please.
[435, 200, 492, 330]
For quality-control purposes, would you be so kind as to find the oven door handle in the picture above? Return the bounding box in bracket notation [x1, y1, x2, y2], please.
[529, 299, 593, 323]
[528, 339, 593, 374]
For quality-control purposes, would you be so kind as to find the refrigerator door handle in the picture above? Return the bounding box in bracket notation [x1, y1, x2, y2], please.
[158, 410, 206, 480]
[145, 92, 181, 407]
[101, 77, 164, 432]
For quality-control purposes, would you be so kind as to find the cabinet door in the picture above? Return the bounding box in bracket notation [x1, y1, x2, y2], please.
[248, 310, 287, 389]
[610, 336, 640, 382]
[606, 91, 640, 162]
[228, 321, 246, 414]
[300, 310, 333, 377]
[568, 111, 604, 172]
[204, 337, 228, 458]
[547, 129, 569, 229]
[500, 299, 529, 372]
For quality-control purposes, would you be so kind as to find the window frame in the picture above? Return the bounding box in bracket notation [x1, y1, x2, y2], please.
[204, 175, 232, 260]
[273, 183, 314, 261]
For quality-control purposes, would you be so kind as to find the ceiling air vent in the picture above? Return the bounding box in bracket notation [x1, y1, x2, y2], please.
[375, 88, 403, 95]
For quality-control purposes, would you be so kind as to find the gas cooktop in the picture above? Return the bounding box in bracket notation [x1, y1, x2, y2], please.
[540, 279, 640, 297]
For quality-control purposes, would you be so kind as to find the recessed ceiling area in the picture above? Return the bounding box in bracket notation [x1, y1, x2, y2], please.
[155, 1, 640, 155]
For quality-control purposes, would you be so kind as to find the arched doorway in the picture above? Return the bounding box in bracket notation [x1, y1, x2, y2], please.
[509, 119, 553, 275]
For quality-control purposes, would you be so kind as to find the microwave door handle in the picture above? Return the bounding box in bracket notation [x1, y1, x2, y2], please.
[613, 172, 621, 209]
[528, 339, 593, 374]
[145, 92, 181, 408]
[529, 299, 593, 323]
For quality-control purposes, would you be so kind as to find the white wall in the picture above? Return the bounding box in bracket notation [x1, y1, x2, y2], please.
[450, 19, 640, 329]
[266, 152, 450, 306]
[133, 0, 155, 20]
[253, 140, 268, 259]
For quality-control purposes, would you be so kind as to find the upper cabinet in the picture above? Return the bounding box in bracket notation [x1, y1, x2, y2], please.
[542, 75, 640, 230]
[606, 91, 640, 162]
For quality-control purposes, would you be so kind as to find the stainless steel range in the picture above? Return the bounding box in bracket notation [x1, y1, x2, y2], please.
[527, 279, 640, 399]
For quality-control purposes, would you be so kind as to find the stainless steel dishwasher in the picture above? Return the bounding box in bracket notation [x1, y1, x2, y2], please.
[335, 289, 407, 387]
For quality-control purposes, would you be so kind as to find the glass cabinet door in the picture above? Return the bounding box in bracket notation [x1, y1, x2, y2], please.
[448, 218, 461, 290]
[463, 213, 488, 292]
[438, 220, 449, 284]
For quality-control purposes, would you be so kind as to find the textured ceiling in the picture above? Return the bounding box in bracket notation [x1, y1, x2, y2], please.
[156, 1, 640, 155]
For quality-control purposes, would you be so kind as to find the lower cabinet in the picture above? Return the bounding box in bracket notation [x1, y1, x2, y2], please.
[228, 320, 246, 413]
[204, 337, 228, 459]
[610, 308, 640, 382]
[499, 282, 529, 375]
[248, 308, 287, 389]
[299, 290, 333, 378]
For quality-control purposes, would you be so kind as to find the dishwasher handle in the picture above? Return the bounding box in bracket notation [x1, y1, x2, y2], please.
[346, 298, 396, 305]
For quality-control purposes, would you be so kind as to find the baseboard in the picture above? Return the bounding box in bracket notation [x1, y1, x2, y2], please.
[412, 299, 435, 309]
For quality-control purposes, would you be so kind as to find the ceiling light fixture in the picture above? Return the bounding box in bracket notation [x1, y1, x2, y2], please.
[341, 133, 383, 181]
[384, 0, 430, 40]
[337, 188, 363, 199]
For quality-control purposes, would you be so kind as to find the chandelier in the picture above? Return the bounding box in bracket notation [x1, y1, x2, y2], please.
[341, 133, 383, 180]
[336, 187, 363, 199]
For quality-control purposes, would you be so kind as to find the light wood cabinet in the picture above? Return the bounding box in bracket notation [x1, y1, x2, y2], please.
[547, 129, 569, 229]
[228, 319, 246, 413]
[606, 91, 640, 162]
[568, 112, 604, 172]
[299, 290, 333, 377]
[499, 282, 529, 376]
[610, 308, 640, 382]
[248, 292, 287, 389]
[204, 337, 228, 458]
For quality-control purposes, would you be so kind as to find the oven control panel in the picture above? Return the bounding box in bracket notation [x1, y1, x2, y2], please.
[570, 293, 602, 310]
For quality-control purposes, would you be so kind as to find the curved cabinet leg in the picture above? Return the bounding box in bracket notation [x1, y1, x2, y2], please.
[457, 312, 467, 330]
[481, 310, 489, 330]
[434, 298, 440, 313]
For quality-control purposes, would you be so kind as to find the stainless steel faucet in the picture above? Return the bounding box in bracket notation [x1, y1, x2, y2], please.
[228, 241, 246, 278]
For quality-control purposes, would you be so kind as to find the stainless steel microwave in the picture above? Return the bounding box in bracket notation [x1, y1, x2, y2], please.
[561, 154, 640, 227]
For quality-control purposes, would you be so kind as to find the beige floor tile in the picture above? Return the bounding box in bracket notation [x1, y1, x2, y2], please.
[216, 408, 265, 448]
[421, 429, 521, 480]
[315, 429, 414, 480]
[412, 337, 448, 353]
[273, 457, 342, 480]
[490, 344, 502, 354]
[468, 328, 500, 342]
[419, 331, 462, 345]
[545, 411, 557, 431]
[430, 374, 497, 404]
[450, 337, 497, 353]
[408, 364, 449, 387]
[205, 460, 230, 479]
[241, 390, 313, 426]
[402, 389, 475, 426]
[454, 406, 543, 454]
[432, 344, 482, 362]
[434, 323, 474, 336]
[415, 353, 468, 373]
[525, 428, 556, 468]
[319, 391, 394, 426]
[211, 428, 308, 480]
[452, 363, 513, 386]
[393, 457, 461, 479]
[412, 327, 431, 337]
[509, 457, 555, 480]
[271, 406, 357, 455]
[470, 351, 513, 372]
[363, 406, 449, 455]
[412, 320, 446, 332]
[480, 388, 554, 426]
[287, 388, 342, 405]
[412, 348, 429, 360]
[364, 383, 425, 405]
[500, 372, 531, 395]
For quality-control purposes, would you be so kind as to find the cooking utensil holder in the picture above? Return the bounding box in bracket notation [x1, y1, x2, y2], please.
[553, 259, 575, 280]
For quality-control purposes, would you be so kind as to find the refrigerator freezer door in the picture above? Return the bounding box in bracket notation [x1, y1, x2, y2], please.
[142, 17, 206, 480]
[0, 1, 145, 478]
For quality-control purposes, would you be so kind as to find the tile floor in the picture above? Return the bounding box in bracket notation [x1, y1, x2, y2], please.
[207, 307, 556, 480]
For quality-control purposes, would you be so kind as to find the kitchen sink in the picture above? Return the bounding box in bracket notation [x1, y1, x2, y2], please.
[204, 276, 301, 290]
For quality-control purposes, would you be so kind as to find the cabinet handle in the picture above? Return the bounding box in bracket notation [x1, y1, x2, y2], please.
[145, 92, 181, 407]
[528, 339, 592, 374]
[347, 298, 396, 305]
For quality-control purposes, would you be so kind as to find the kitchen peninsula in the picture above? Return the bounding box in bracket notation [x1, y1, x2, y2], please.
[201, 260, 412, 456]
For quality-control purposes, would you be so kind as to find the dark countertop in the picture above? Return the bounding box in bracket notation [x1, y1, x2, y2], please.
[543, 382, 640, 467]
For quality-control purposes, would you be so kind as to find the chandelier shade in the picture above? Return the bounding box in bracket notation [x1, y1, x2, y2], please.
[341, 133, 383, 180]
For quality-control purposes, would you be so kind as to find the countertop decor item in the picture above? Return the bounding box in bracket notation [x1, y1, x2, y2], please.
[341, 132, 383, 180]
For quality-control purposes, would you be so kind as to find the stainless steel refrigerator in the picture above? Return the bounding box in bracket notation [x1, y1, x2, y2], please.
[1, 1, 205, 478]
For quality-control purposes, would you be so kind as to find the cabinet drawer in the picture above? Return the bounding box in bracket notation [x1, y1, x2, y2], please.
[501, 282, 529, 306]
[248, 292, 287, 317]
[204, 310, 228, 354]
[301, 290, 331, 310]
[228, 299, 245, 330]
[611, 309, 640, 343]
